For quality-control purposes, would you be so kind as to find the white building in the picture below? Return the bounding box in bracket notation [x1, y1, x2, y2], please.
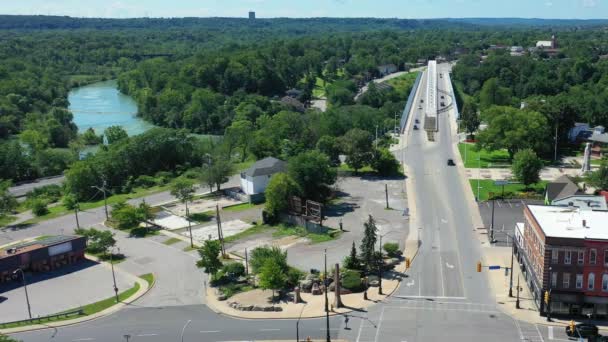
[240, 157, 287, 196]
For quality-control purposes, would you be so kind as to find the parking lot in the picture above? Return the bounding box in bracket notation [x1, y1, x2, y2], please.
[0, 259, 132, 322]
[478, 199, 543, 247]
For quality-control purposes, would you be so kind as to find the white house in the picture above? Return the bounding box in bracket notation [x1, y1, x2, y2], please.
[240, 157, 287, 196]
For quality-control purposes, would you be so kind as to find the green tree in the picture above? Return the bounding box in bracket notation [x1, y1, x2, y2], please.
[208, 157, 234, 192]
[511, 149, 543, 188]
[62, 193, 81, 229]
[586, 162, 608, 190]
[225, 120, 254, 161]
[360, 215, 378, 272]
[250, 245, 288, 274]
[287, 151, 337, 202]
[196, 240, 223, 276]
[265, 173, 300, 216]
[76, 228, 116, 255]
[171, 178, 195, 246]
[104, 125, 128, 144]
[111, 201, 143, 229]
[479, 78, 512, 109]
[31, 199, 49, 217]
[0, 180, 17, 217]
[81, 127, 103, 145]
[344, 241, 362, 270]
[371, 148, 400, 176]
[316, 135, 341, 166]
[476, 106, 550, 159]
[341, 128, 373, 172]
[259, 258, 287, 302]
[460, 100, 480, 138]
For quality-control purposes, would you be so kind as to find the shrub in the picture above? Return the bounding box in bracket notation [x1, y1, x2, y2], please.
[31, 199, 49, 217]
[372, 148, 400, 176]
[25, 184, 63, 204]
[250, 246, 288, 274]
[221, 262, 246, 280]
[287, 267, 305, 287]
[135, 175, 158, 188]
[155, 171, 173, 184]
[383, 242, 401, 258]
[341, 269, 363, 292]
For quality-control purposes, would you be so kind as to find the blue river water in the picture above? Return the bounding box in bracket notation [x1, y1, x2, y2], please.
[68, 80, 154, 136]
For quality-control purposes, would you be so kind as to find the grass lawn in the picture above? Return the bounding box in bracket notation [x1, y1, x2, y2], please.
[223, 224, 275, 244]
[0, 215, 17, 227]
[183, 245, 197, 252]
[272, 224, 341, 244]
[234, 159, 256, 172]
[386, 72, 420, 95]
[139, 273, 155, 287]
[591, 159, 607, 166]
[87, 252, 126, 265]
[313, 77, 327, 98]
[189, 210, 214, 223]
[458, 143, 511, 168]
[468, 179, 547, 201]
[0, 280, 140, 329]
[219, 283, 255, 298]
[222, 202, 264, 213]
[162, 237, 182, 245]
[338, 164, 375, 173]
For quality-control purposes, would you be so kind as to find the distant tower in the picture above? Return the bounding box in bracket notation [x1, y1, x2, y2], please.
[248, 11, 256, 20]
[551, 35, 557, 49]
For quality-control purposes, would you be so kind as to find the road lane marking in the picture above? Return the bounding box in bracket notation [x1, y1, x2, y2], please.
[394, 295, 466, 299]
[259, 328, 280, 331]
[137, 334, 158, 337]
[406, 279, 415, 287]
[374, 307, 385, 342]
[200, 330, 220, 333]
[72, 339, 95, 341]
[535, 324, 546, 342]
[437, 228, 446, 297]
[548, 326, 554, 340]
[445, 262, 454, 269]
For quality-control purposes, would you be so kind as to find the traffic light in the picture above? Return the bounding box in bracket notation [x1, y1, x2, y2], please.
[544, 290, 550, 305]
[476, 261, 482, 272]
[405, 257, 411, 269]
[569, 320, 575, 333]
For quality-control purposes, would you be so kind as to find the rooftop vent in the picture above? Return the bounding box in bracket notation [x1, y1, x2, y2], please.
[583, 219, 587, 228]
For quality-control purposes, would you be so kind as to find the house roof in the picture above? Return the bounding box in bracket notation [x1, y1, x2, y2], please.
[243, 157, 286, 177]
[1, 235, 82, 259]
[536, 41, 553, 48]
[590, 132, 608, 144]
[552, 195, 608, 211]
[545, 175, 580, 202]
[527, 204, 608, 240]
[280, 96, 305, 112]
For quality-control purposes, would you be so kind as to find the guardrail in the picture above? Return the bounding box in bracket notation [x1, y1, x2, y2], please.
[444, 71, 460, 120]
[0, 309, 84, 328]
[400, 72, 423, 133]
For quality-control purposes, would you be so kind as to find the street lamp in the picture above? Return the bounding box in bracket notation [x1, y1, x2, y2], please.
[476, 156, 481, 201]
[13, 268, 32, 319]
[323, 249, 331, 342]
[109, 247, 120, 303]
[296, 301, 308, 342]
[377, 231, 398, 296]
[91, 180, 109, 221]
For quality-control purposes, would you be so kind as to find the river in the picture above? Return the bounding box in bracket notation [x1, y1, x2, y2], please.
[68, 80, 154, 136]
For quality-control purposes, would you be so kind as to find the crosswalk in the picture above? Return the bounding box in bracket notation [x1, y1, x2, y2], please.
[515, 320, 545, 342]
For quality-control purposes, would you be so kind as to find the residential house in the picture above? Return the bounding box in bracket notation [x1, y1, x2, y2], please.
[377, 64, 398, 77]
[545, 175, 581, 205]
[552, 195, 608, 211]
[240, 157, 287, 202]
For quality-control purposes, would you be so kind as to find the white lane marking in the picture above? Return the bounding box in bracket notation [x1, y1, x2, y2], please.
[200, 330, 220, 333]
[548, 326, 554, 340]
[374, 307, 385, 342]
[394, 295, 466, 299]
[406, 279, 415, 287]
[259, 328, 280, 331]
[137, 334, 158, 337]
[72, 339, 94, 341]
[355, 313, 366, 342]
[535, 324, 546, 342]
[445, 262, 454, 269]
[441, 219, 448, 224]
[437, 230, 446, 297]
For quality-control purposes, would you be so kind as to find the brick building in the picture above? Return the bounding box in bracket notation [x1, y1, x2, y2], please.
[0, 235, 87, 283]
[515, 204, 608, 317]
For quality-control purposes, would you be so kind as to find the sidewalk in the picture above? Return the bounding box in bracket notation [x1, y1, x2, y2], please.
[465, 167, 583, 181]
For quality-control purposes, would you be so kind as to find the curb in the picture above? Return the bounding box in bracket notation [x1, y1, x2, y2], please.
[0, 269, 155, 335]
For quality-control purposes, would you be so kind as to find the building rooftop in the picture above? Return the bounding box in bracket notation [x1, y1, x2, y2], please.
[552, 195, 608, 211]
[527, 205, 608, 240]
[545, 175, 581, 202]
[242, 157, 286, 177]
[0, 235, 80, 259]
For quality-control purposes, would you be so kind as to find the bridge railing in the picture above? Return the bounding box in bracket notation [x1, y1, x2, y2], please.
[400, 72, 423, 133]
[444, 71, 460, 120]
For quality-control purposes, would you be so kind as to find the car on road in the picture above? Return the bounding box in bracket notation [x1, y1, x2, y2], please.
[413, 125, 419, 130]
[447, 159, 455, 166]
[440, 102, 445, 107]
[566, 323, 599, 338]
[415, 119, 420, 124]
[441, 95, 445, 99]
[420, 99, 424, 103]
[418, 105, 422, 109]
[439, 73, 443, 78]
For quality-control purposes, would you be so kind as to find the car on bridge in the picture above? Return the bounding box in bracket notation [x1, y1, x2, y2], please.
[415, 119, 419, 124]
[413, 125, 419, 130]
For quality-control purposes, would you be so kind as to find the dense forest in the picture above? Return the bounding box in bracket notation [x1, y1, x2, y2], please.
[1, 15, 608, 187]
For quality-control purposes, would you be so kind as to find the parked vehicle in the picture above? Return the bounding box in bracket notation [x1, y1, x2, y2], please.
[566, 323, 599, 338]
[447, 159, 455, 166]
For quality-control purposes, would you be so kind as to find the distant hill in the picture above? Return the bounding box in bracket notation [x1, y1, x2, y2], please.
[1, 15, 606, 32]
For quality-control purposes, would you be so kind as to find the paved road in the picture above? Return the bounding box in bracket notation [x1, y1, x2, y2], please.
[8, 176, 65, 198]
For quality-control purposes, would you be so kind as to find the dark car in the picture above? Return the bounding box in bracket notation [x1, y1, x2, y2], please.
[415, 119, 420, 124]
[413, 125, 419, 130]
[566, 323, 599, 338]
[447, 159, 455, 166]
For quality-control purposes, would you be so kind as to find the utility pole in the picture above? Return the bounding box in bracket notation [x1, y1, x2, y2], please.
[110, 247, 120, 303]
[554, 123, 559, 162]
[394, 111, 398, 134]
[476, 157, 481, 202]
[509, 239, 515, 297]
[385, 184, 389, 209]
[91, 180, 109, 221]
[323, 249, 331, 342]
[516, 276, 521, 309]
[216, 204, 225, 257]
[375, 124, 379, 150]
[490, 197, 495, 243]
[186, 200, 193, 248]
[13, 268, 32, 319]
[378, 235, 383, 295]
[74, 202, 80, 230]
[244, 248, 249, 275]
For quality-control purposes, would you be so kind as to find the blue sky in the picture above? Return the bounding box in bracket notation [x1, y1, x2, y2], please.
[1, 0, 606, 19]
